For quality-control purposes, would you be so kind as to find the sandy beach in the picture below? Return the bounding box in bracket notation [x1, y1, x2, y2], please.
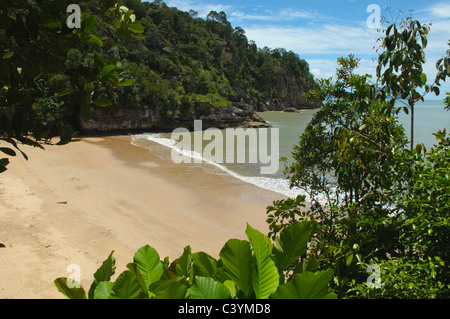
[0, 136, 284, 299]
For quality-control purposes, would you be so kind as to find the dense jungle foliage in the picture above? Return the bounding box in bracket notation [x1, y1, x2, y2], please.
[66, 0, 317, 118]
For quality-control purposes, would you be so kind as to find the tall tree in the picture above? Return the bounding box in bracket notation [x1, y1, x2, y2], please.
[376, 13, 438, 150]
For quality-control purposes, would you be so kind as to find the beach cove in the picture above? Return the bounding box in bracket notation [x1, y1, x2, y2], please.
[0, 136, 284, 299]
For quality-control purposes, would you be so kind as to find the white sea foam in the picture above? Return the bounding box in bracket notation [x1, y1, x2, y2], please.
[131, 133, 309, 199]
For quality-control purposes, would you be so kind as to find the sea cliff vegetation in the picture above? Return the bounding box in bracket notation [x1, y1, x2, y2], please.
[2, 0, 318, 137]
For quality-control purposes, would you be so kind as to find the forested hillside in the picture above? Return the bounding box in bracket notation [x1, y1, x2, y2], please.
[66, 0, 318, 133]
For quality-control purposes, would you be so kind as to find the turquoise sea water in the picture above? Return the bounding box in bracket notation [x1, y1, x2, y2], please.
[396, 99, 450, 150]
[131, 99, 449, 198]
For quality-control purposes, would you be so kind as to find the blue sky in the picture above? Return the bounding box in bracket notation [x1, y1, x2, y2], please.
[160, 0, 450, 99]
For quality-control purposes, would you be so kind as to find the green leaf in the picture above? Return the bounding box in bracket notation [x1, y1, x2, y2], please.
[246, 224, 279, 299]
[100, 73, 120, 86]
[127, 262, 150, 293]
[82, 15, 97, 32]
[88, 251, 115, 299]
[87, 35, 103, 47]
[192, 252, 217, 278]
[271, 270, 337, 299]
[133, 245, 164, 288]
[188, 277, 231, 299]
[432, 86, 440, 96]
[219, 239, 253, 297]
[93, 98, 112, 107]
[294, 258, 319, 274]
[420, 73, 427, 85]
[346, 252, 354, 266]
[102, 64, 116, 75]
[150, 280, 187, 299]
[128, 22, 144, 34]
[54, 278, 87, 299]
[54, 89, 74, 98]
[176, 246, 193, 278]
[123, 9, 134, 22]
[110, 270, 143, 299]
[273, 221, 312, 271]
[118, 78, 136, 87]
[223, 280, 237, 298]
[93, 281, 114, 299]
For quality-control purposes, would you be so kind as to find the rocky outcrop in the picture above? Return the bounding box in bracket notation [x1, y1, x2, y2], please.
[258, 75, 318, 112]
[283, 107, 300, 113]
[78, 102, 270, 135]
[79, 107, 161, 134]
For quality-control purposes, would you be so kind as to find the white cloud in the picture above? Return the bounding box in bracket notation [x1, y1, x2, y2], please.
[307, 58, 377, 80]
[426, 3, 450, 19]
[229, 8, 321, 23]
[243, 24, 380, 56]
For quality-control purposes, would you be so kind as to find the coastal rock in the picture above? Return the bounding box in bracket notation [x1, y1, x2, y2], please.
[78, 101, 270, 134]
[283, 107, 300, 113]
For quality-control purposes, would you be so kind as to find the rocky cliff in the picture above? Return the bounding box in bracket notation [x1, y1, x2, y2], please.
[79, 82, 319, 135]
[79, 102, 272, 135]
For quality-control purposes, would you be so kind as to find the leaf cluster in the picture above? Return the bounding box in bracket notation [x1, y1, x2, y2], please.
[55, 222, 337, 300]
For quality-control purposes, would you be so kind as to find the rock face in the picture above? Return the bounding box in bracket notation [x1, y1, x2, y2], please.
[258, 76, 318, 111]
[283, 107, 300, 113]
[79, 102, 271, 135]
[79, 107, 161, 134]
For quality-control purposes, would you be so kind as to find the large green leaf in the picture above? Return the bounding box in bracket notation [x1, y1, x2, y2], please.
[128, 22, 144, 34]
[176, 246, 193, 279]
[127, 262, 150, 293]
[87, 34, 103, 47]
[219, 239, 253, 297]
[118, 78, 136, 87]
[294, 258, 319, 274]
[192, 252, 217, 278]
[101, 64, 116, 75]
[271, 269, 337, 299]
[110, 270, 143, 299]
[133, 245, 163, 288]
[54, 278, 87, 299]
[93, 281, 114, 299]
[88, 251, 116, 299]
[150, 280, 187, 299]
[188, 277, 231, 299]
[273, 221, 312, 271]
[245, 224, 279, 299]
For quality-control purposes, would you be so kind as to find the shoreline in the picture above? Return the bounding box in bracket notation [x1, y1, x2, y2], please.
[0, 136, 284, 299]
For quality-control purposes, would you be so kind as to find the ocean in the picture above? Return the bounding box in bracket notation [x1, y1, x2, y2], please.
[131, 99, 450, 199]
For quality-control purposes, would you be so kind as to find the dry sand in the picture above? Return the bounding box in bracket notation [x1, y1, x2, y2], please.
[0, 136, 284, 299]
